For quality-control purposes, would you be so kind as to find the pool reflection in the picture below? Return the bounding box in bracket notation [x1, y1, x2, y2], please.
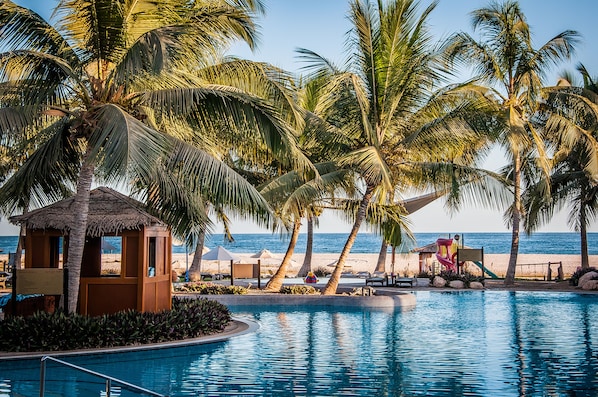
[0, 291, 597, 396]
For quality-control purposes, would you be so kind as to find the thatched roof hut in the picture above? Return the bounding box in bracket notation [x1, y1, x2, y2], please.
[10, 187, 172, 316]
[10, 187, 166, 236]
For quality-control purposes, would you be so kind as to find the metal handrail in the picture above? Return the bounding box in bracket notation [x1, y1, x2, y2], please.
[40, 355, 168, 397]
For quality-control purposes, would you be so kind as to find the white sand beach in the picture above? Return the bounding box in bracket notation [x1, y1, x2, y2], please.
[170, 252, 596, 279]
[3, 252, 591, 280]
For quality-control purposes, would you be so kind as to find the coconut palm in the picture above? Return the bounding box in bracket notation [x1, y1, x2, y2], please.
[300, 0, 498, 295]
[443, 0, 579, 285]
[525, 64, 598, 269]
[261, 162, 353, 292]
[0, 0, 307, 312]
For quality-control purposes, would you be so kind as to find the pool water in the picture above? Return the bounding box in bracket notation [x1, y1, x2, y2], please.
[1, 291, 597, 396]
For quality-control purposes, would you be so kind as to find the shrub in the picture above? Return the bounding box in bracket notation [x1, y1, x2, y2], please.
[0, 297, 230, 352]
[436, 270, 484, 287]
[416, 271, 432, 279]
[174, 282, 248, 295]
[569, 267, 597, 286]
[280, 285, 319, 295]
[313, 267, 330, 278]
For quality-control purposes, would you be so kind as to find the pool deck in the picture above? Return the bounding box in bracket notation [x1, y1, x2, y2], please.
[180, 288, 417, 309]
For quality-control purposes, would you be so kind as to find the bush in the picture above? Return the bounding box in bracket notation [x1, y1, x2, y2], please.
[0, 297, 230, 352]
[416, 271, 432, 279]
[313, 267, 330, 278]
[280, 285, 319, 295]
[437, 270, 484, 287]
[174, 282, 248, 295]
[569, 267, 597, 286]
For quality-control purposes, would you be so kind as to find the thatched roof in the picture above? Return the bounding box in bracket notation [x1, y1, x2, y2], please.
[10, 187, 167, 237]
[411, 242, 439, 254]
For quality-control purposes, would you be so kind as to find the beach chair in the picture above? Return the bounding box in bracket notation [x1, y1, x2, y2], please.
[365, 272, 388, 286]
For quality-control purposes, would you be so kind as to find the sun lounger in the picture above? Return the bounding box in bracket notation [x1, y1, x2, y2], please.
[365, 272, 388, 286]
[393, 277, 415, 287]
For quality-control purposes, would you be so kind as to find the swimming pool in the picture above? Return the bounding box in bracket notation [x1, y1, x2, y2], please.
[1, 291, 597, 396]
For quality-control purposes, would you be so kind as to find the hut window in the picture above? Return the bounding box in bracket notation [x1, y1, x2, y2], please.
[148, 237, 156, 277]
[101, 236, 121, 276]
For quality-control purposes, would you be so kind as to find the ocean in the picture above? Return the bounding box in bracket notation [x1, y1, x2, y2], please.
[0, 232, 595, 255]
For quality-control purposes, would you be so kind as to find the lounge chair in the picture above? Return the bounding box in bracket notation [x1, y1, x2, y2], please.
[393, 277, 415, 287]
[365, 272, 388, 286]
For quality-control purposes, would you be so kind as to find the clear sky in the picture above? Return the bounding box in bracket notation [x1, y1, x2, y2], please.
[4, 0, 598, 235]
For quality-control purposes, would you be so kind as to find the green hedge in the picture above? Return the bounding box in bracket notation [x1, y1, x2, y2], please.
[175, 282, 248, 295]
[0, 297, 231, 352]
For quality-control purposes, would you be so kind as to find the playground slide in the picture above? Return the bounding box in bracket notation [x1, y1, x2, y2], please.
[472, 261, 499, 279]
[435, 253, 457, 272]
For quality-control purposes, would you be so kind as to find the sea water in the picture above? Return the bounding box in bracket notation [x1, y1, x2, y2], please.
[0, 232, 596, 255]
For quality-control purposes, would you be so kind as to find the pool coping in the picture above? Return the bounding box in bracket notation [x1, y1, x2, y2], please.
[0, 317, 259, 361]
[182, 289, 417, 309]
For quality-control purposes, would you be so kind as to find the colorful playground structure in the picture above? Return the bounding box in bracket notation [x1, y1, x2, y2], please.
[434, 236, 498, 278]
[435, 238, 458, 271]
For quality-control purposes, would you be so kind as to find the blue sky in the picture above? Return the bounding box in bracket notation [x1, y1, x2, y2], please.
[5, 0, 598, 235]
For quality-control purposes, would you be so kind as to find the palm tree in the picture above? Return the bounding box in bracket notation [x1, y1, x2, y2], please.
[443, 0, 579, 285]
[261, 162, 352, 291]
[525, 64, 598, 269]
[301, 0, 497, 295]
[0, 0, 306, 312]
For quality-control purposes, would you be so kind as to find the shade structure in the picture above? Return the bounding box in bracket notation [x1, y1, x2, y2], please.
[251, 249, 276, 259]
[202, 246, 239, 261]
[101, 239, 117, 253]
[202, 246, 240, 276]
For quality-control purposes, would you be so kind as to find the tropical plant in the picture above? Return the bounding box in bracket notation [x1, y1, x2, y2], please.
[525, 64, 598, 269]
[302, 0, 499, 295]
[443, 0, 579, 285]
[0, 297, 230, 352]
[261, 162, 352, 291]
[0, 0, 306, 312]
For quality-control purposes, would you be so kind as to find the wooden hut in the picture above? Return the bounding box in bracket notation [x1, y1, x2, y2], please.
[412, 242, 439, 274]
[10, 187, 172, 316]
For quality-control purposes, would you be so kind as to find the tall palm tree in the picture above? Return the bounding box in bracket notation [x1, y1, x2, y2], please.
[0, 0, 306, 312]
[443, 0, 579, 285]
[525, 64, 598, 269]
[261, 162, 352, 291]
[302, 0, 497, 295]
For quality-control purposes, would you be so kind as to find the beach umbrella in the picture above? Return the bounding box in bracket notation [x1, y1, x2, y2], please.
[202, 246, 240, 275]
[251, 248, 276, 259]
[101, 239, 117, 253]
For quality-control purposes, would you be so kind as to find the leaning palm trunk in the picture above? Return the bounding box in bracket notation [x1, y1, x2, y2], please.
[65, 159, 95, 313]
[505, 154, 522, 285]
[264, 218, 302, 292]
[296, 216, 314, 277]
[375, 241, 388, 272]
[322, 186, 374, 295]
[188, 228, 207, 280]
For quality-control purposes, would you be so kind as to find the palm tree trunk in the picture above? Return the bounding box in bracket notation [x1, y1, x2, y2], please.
[297, 215, 314, 277]
[65, 158, 95, 313]
[264, 218, 302, 292]
[580, 202, 589, 269]
[322, 185, 374, 295]
[505, 154, 522, 285]
[375, 241, 387, 272]
[13, 197, 29, 270]
[188, 227, 206, 280]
